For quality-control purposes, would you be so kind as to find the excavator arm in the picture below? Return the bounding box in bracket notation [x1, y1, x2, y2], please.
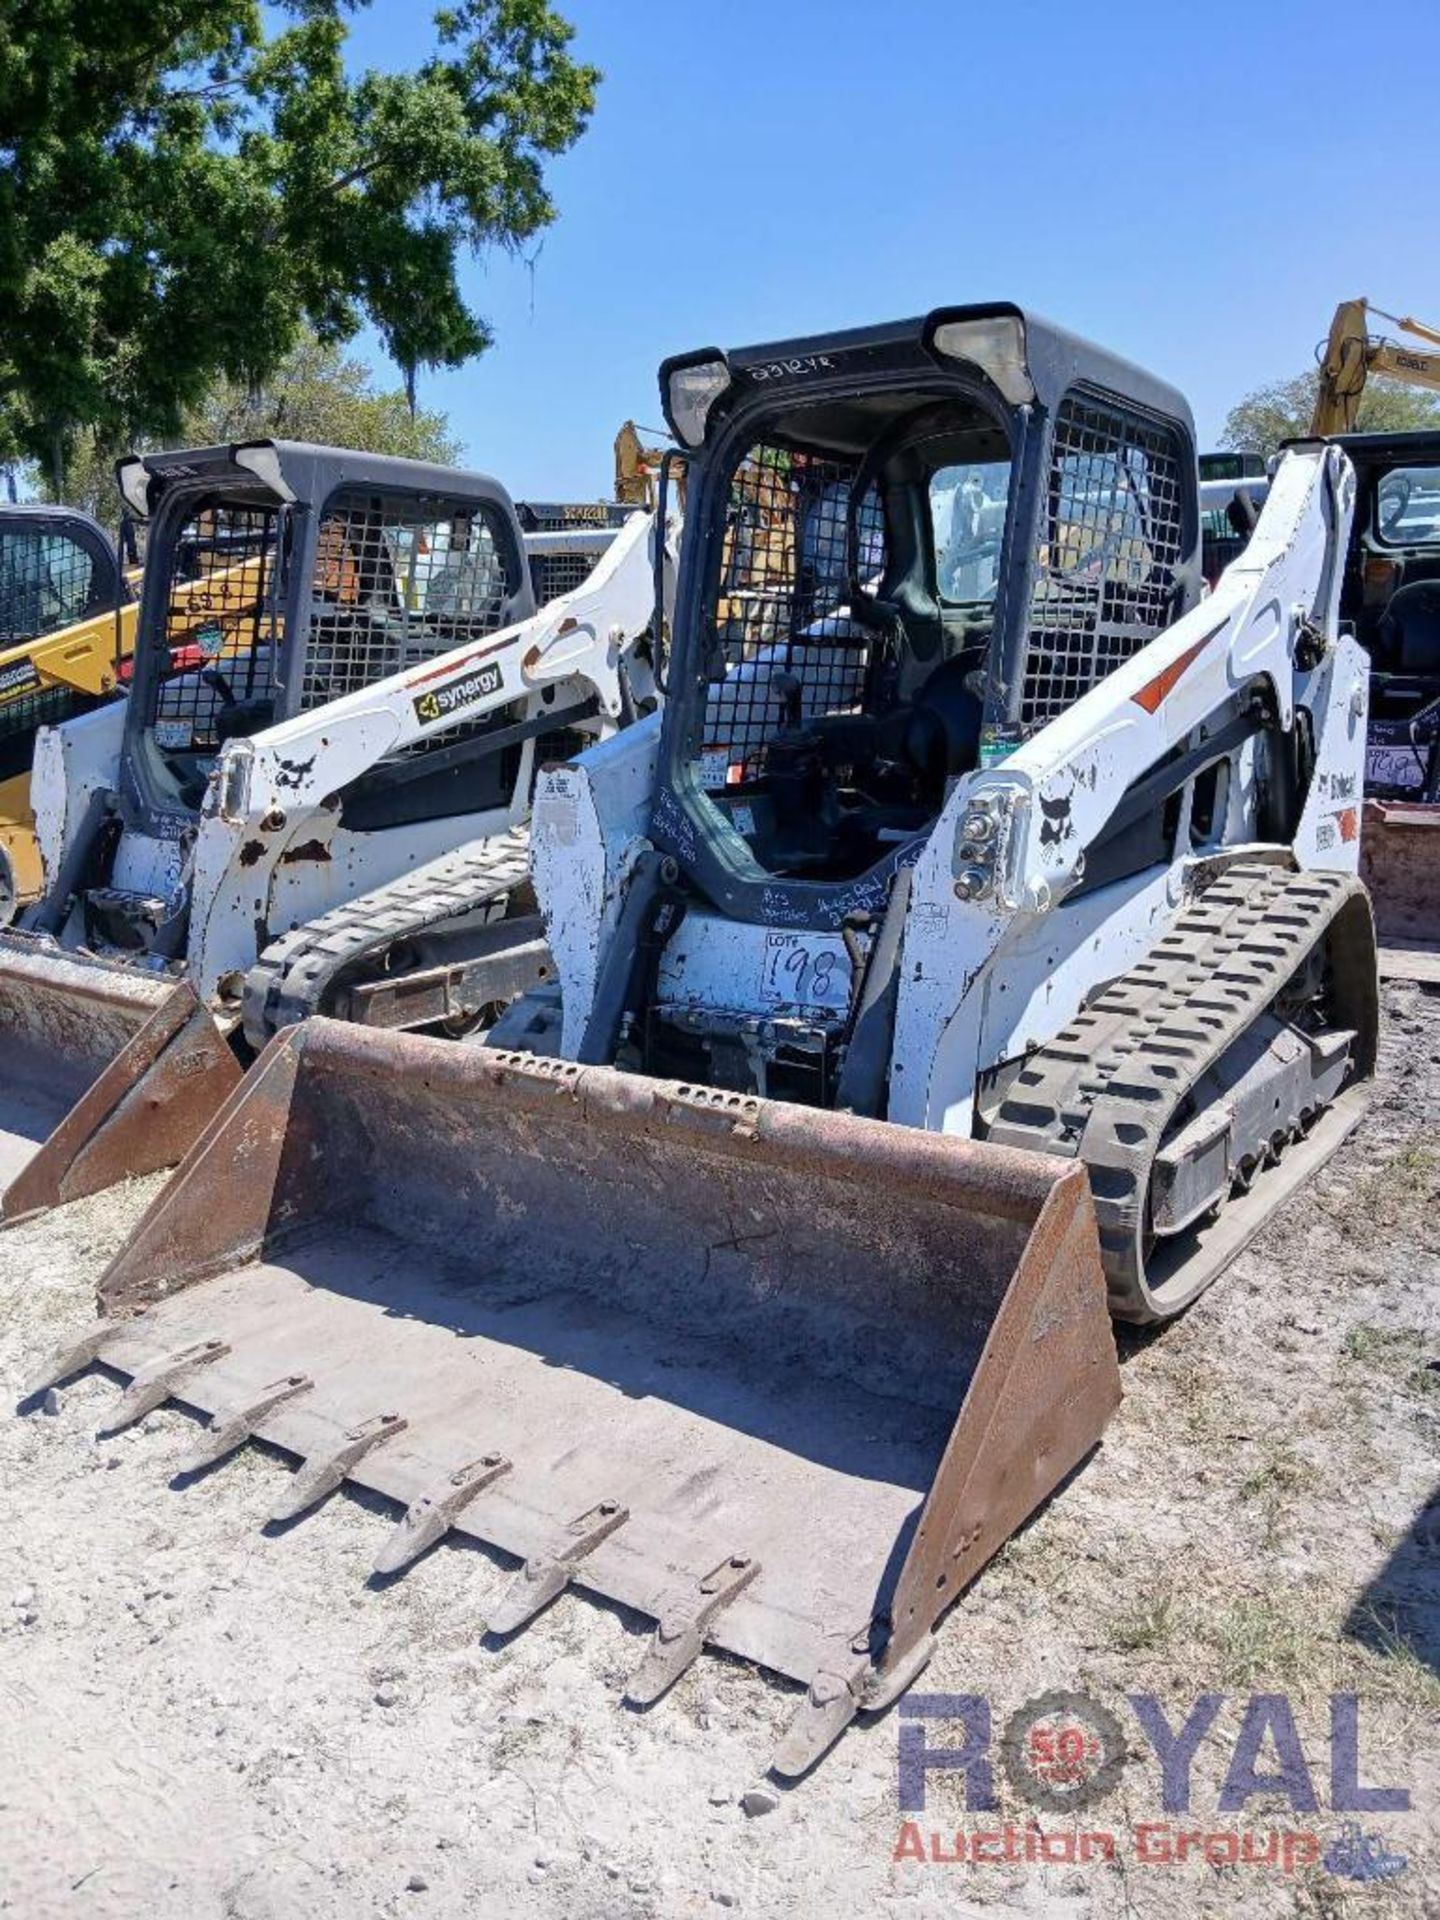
[1312, 298, 1440, 436]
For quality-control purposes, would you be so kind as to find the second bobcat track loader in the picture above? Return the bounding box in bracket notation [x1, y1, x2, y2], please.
[1304, 301, 1440, 965]
[0, 440, 668, 1219]
[27, 308, 1378, 1780]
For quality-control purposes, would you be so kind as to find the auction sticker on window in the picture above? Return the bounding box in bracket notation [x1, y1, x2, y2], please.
[760, 931, 851, 1012]
[412, 659, 503, 726]
[699, 746, 734, 790]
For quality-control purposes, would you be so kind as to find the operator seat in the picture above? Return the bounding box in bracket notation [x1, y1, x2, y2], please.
[902, 652, 985, 784]
[1378, 580, 1440, 676]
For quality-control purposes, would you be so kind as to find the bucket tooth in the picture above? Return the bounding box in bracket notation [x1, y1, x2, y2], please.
[268, 1412, 407, 1524]
[771, 1662, 868, 1779]
[100, 1337, 230, 1435]
[625, 1553, 760, 1706]
[373, 1451, 513, 1577]
[178, 1373, 315, 1474]
[771, 1633, 936, 1779]
[21, 1317, 128, 1403]
[484, 1499, 629, 1636]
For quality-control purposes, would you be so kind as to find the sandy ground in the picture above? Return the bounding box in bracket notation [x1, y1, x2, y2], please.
[0, 985, 1436, 1920]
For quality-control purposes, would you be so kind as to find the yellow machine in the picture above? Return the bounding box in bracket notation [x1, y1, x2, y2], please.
[1308, 302, 1440, 966]
[0, 504, 266, 920]
[1312, 298, 1440, 436]
[613, 419, 668, 508]
[0, 508, 133, 916]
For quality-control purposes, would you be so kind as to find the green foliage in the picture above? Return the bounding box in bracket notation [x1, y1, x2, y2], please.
[51, 333, 462, 519]
[1221, 368, 1440, 455]
[0, 0, 597, 489]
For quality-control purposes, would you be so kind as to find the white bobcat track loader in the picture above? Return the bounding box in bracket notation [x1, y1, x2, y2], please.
[0, 439, 672, 1219]
[26, 308, 1378, 1782]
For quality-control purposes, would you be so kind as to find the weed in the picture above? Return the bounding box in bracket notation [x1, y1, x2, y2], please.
[1109, 1589, 1180, 1656]
[1211, 1596, 1320, 1688]
[1239, 1443, 1321, 1548]
[1343, 1324, 1440, 1404]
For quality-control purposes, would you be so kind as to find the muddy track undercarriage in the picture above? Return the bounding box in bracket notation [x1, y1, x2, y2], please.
[987, 861, 1380, 1320]
[240, 829, 540, 1047]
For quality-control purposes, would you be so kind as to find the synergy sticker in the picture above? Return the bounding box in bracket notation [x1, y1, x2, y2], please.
[412, 659, 503, 726]
[0, 656, 43, 702]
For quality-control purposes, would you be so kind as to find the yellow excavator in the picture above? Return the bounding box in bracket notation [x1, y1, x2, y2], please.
[613, 419, 668, 509]
[1312, 299, 1440, 437]
[1311, 301, 1440, 967]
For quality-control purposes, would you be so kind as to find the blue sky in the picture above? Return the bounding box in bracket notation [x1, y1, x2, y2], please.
[342, 0, 1440, 500]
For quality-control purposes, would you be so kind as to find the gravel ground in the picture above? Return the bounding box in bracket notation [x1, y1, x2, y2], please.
[0, 984, 1436, 1920]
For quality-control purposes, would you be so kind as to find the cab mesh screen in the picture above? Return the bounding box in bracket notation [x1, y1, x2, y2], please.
[1022, 396, 1186, 727]
[0, 530, 102, 646]
[699, 447, 884, 778]
[528, 532, 614, 606]
[300, 492, 512, 714]
[151, 507, 283, 753]
[0, 686, 91, 783]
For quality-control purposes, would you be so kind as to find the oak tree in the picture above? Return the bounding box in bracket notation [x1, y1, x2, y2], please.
[0, 0, 596, 491]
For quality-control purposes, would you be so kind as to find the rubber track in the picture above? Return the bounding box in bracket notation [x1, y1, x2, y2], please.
[985, 860, 1368, 1320]
[241, 828, 531, 1048]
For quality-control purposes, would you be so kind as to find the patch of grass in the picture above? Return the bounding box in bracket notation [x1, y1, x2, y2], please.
[1170, 1586, 1440, 1717]
[1239, 1443, 1321, 1548]
[1210, 1596, 1320, 1688]
[1150, 1357, 1238, 1442]
[1345, 1324, 1413, 1365]
[1345, 1603, 1440, 1715]
[1108, 1590, 1180, 1656]
[490, 1718, 545, 1769]
[1342, 1323, 1440, 1402]
[1341, 1139, 1440, 1241]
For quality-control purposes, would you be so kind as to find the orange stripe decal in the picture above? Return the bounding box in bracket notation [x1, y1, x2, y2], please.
[1130, 622, 1225, 715]
[405, 631, 513, 688]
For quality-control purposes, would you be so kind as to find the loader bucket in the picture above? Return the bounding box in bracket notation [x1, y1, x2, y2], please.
[1360, 799, 1440, 980]
[52, 1020, 1119, 1774]
[0, 946, 242, 1223]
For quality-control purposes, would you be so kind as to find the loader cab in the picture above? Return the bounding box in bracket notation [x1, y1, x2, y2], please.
[652, 305, 1199, 928]
[0, 506, 122, 650]
[1334, 431, 1440, 801]
[0, 506, 127, 790]
[114, 441, 535, 827]
[70, 442, 540, 956]
[1200, 475, 1269, 589]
